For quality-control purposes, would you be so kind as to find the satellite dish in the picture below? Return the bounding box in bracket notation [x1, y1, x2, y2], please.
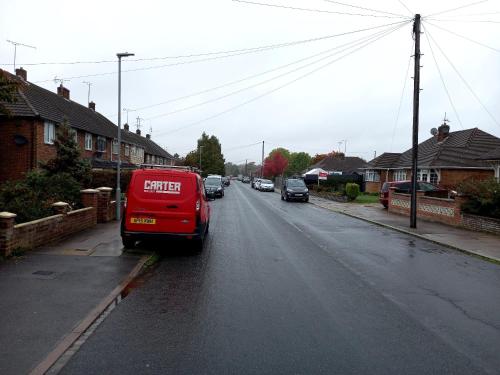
[430, 128, 438, 136]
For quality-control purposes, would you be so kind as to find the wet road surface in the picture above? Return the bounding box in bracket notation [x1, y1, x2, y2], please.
[62, 181, 500, 374]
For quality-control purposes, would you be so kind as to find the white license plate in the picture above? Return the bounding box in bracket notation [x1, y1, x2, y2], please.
[295, 194, 303, 196]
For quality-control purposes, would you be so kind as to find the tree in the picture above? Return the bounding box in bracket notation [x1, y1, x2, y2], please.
[287, 152, 312, 176]
[184, 132, 225, 177]
[263, 151, 288, 178]
[225, 162, 240, 176]
[0, 69, 22, 116]
[42, 119, 91, 186]
[311, 151, 345, 165]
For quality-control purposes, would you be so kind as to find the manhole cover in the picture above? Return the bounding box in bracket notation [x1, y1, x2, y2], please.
[33, 270, 54, 276]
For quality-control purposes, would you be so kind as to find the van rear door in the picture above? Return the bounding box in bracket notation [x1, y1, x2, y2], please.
[126, 171, 197, 234]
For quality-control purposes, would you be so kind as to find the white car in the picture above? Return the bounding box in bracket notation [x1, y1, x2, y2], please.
[258, 179, 275, 192]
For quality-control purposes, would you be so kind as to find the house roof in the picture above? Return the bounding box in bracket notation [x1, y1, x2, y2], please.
[310, 155, 367, 174]
[365, 153, 401, 169]
[1, 71, 173, 160]
[367, 128, 500, 169]
[479, 145, 500, 161]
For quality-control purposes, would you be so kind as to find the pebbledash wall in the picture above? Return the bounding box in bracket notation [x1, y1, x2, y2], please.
[388, 188, 500, 235]
[0, 187, 118, 257]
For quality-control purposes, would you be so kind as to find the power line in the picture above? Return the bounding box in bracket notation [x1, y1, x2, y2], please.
[232, 0, 408, 19]
[4, 23, 403, 68]
[397, 0, 414, 16]
[154, 21, 410, 136]
[424, 20, 500, 54]
[322, 0, 408, 18]
[32, 22, 407, 84]
[425, 0, 490, 18]
[115, 20, 408, 116]
[145, 24, 404, 121]
[424, 18, 500, 24]
[426, 28, 500, 128]
[390, 40, 414, 152]
[224, 141, 263, 152]
[422, 24, 464, 129]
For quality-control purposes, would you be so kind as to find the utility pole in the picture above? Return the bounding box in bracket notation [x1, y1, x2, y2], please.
[245, 159, 248, 176]
[6, 39, 36, 72]
[410, 14, 421, 229]
[83, 81, 92, 105]
[261, 141, 264, 177]
[116, 52, 134, 222]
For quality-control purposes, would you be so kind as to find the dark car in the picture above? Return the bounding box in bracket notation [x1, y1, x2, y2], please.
[222, 176, 230, 186]
[379, 180, 448, 208]
[205, 175, 224, 199]
[281, 178, 309, 202]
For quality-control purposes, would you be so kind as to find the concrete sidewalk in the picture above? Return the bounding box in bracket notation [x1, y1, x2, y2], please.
[309, 196, 500, 263]
[0, 222, 148, 375]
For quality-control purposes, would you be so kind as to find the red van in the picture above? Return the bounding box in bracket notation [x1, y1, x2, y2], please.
[121, 166, 210, 250]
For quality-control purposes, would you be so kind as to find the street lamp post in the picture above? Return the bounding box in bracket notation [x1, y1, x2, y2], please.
[116, 52, 134, 222]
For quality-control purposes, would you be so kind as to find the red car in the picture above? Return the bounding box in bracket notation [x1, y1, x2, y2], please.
[121, 166, 210, 250]
[379, 180, 447, 208]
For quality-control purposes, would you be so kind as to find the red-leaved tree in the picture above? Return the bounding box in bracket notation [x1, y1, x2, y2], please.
[263, 151, 289, 178]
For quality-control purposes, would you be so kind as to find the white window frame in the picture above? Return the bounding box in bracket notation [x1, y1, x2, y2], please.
[417, 169, 440, 184]
[112, 139, 119, 155]
[365, 169, 380, 182]
[393, 169, 407, 181]
[84, 133, 92, 150]
[44, 121, 55, 144]
[97, 136, 107, 152]
[70, 128, 78, 144]
[125, 144, 130, 157]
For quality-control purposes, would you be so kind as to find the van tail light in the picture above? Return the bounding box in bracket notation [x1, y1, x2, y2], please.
[195, 199, 200, 212]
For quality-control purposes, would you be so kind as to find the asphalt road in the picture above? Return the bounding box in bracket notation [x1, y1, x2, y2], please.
[62, 181, 500, 375]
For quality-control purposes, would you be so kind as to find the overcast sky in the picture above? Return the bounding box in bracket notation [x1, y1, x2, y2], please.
[1, 0, 499, 164]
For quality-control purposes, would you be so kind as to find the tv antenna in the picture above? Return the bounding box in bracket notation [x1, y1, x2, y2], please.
[442, 112, 450, 125]
[6, 39, 36, 72]
[54, 76, 70, 86]
[123, 108, 134, 124]
[82, 81, 92, 105]
[135, 116, 144, 131]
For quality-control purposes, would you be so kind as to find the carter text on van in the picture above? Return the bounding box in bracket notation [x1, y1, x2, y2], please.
[144, 180, 181, 194]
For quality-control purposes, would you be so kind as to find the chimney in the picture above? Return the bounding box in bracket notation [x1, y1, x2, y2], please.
[15, 67, 27, 81]
[136, 129, 141, 136]
[437, 122, 450, 142]
[146, 134, 151, 139]
[57, 84, 70, 100]
[123, 123, 129, 131]
[88, 101, 95, 111]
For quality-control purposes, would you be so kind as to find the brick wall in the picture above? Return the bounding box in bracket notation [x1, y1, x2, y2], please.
[0, 118, 35, 183]
[440, 169, 494, 189]
[34, 120, 56, 166]
[388, 188, 499, 235]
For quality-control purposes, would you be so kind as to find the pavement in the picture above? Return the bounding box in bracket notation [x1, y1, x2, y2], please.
[0, 222, 149, 375]
[308, 195, 500, 263]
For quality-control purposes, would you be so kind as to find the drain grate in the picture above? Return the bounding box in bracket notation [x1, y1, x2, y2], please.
[33, 270, 55, 276]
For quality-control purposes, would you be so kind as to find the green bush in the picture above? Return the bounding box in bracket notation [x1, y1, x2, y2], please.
[0, 171, 82, 223]
[91, 169, 134, 192]
[457, 178, 500, 219]
[345, 183, 360, 201]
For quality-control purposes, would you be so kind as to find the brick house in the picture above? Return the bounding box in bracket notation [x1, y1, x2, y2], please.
[363, 122, 500, 193]
[0, 68, 175, 184]
[479, 146, 500, 181]
[308, 154, 367, 175]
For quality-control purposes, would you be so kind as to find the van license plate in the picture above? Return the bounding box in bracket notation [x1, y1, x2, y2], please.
[131, 217, 156, 224]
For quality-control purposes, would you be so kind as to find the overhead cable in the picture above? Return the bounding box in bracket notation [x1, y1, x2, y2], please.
[232, 0, 408, 19]
[154, 21, 410, 136]
[322, 0, 409, 18]
[425, 0, 489, 18]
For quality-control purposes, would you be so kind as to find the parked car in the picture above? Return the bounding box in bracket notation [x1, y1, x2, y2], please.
[254, 179, 262, 190]
[205, 175, 224, 198]
[242, 176, 251, 183]
[222, 176, 230, 186]
[251, 178, 260, 189]
[379, 180, 449, 208]
[281, 178, 309, 202]
[258, 179, 275, 192]
[121, 166, 210, 250]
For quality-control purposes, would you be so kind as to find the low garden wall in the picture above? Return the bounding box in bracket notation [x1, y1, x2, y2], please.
[388, 188, 500, 236]
[0, 187, 118, 257]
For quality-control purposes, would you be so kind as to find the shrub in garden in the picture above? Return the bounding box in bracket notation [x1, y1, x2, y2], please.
[345, 183, 360, 201]
[457, 178, 500, 219]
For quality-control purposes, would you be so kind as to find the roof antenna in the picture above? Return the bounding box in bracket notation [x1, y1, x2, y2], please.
[135, 116, 143, 131]
[6, 39, 36, 72]
[82, 81, 92, 105]
[54, 76, 69, 87]
[442, 112, 450, 125]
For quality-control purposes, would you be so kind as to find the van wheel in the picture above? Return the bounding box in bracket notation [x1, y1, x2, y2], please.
[194, 237, 204, 253]
[122, 237, 135, 249]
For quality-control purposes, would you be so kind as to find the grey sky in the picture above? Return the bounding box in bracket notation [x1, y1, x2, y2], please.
[1, 0, 499, 164]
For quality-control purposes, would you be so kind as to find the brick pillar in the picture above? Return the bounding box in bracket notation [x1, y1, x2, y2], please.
[81, 189, 99, 208]
[52, 201, 70, 215]
[0, 212, 17, 258]
[97, 187, 112, 223]
[388, 187, 396, 212]
[454, 195, 467, 225]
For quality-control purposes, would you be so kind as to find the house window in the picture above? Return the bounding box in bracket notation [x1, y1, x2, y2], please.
[125, 144, 130, 157]
[393, 169, 407, 181]
[97, 136, 106, 152]
[418, 169, 440, 184]
[70, 128, 78, 144]
[365, 170, 380, 182]
[131, 145, 136, 156]
[112, 139, 119, 155]
[85, 133, 92, 150]
[44, 121, 55, 144]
